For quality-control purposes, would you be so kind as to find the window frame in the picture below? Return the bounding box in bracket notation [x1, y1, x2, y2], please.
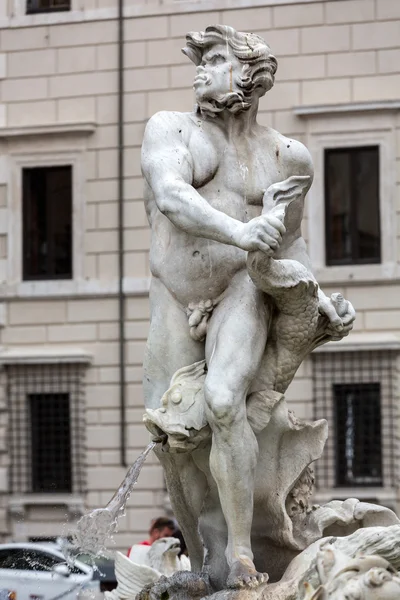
[7, 150, 85, 294]
[306, 125, 397, 285]
[22, 164, 73, 282]
[324, 145, 381, 267]
[312, 348, 398, 506]
[26, 0, 71, 14]
[333, 381, 383, 488]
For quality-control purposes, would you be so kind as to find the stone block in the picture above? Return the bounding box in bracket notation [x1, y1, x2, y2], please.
[8, 100, 56, 127]
[125, 92, 147, 123]
[124, 251, 148, 278]
[377, 0, 400, 19]
[301, 25, 350, 54]
[221, 7, 271, 31]
[125, 16, 168, 41]
[365, 310, 400, 331]
[98, 322, 119, 341]
[147, 38, 186, 67]
[123, 41, 147, 69]
[345, 285, 400, 310]
[8, 49, 56, 78]
[278, 55, 325, 81]
[125, 123, 146, 147]
[1, 325, 47, 344]
[274, 110, 307, 136]
[84, 254, 97, 280]
[126, 340, 146, 365]
[125, 201, 148, 227]
[49, 21, 117, 47]
[0, 187, 6, 208]
[302, 78, 351, 105]
[67, 298, 118, 323]
[2, 77, 48, 102]
[378, 49, 400, 74]
[124, 178, 145, 201]
[126, 366, 145, 384]
[9, 301, 66, 325]
[57, 46, 96, 74]
[50, 71, 115, 98]
[273, 2, 323, 28]
[258, 27, 300, 56]
[97, 149, 118, 180]
[58, 96, 96, 122]
[85, 204, 97, 231]
[86, 230, 118, 253]
[126, 297, 150, 321]
[0, 235, 6, 259]
[124, 227, 151, 252]
[353, 74, 400, 102]
[327, 51, 376, 77]
[262, 81, 300, 111]
[125, 67, 169, 93]
[147, 88, 194, 117]
[98, 253, 118, 279]
[87, 425, 120, 449]
[1, 26, 48, 51]
[47, 324, 98, 343]
[325, 0, 374, 23]
[88, 179, 118, 204]
[98, 367, 120, 383]
[98, 203, 117, 230]
[353, 21, 400, 50]
[86, 384, 119, 408]
[170, 11, 220, 38]
[124, 148, 142, 178]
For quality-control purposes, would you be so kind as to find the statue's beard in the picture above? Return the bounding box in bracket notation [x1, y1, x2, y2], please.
[195, 85, 252, 119]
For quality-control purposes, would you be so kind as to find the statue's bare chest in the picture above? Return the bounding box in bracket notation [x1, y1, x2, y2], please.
[188, 125, 283, 206]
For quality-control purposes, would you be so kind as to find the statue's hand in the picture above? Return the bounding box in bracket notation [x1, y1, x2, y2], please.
[318, 291, 356, 341]
[237, 214, 286, 255]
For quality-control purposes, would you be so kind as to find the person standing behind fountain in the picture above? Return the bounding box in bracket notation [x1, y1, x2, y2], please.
[127, 517, 176, 559]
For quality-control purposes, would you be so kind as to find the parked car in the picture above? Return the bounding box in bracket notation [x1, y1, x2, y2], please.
[0, 543, 101, 600]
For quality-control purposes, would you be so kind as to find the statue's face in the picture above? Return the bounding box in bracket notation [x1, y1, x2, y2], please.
[193, 43, 244, 106]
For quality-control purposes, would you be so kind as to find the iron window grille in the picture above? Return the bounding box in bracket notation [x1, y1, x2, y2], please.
[324, 146, 381, 266]
[7, 363, 85, 495]
[26, 0, 71, 14]
[313, 350, 398, 491]
[23, 165, 73, 281]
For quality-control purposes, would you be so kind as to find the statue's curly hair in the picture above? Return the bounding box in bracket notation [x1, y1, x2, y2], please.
[182, 25, 277, 112]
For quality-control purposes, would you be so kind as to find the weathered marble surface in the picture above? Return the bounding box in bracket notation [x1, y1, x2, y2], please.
[104, 538, 190, 600]
[137, 23, 371, 596]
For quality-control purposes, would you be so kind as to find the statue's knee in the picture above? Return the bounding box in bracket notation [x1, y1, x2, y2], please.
[204, 381, 238, 427]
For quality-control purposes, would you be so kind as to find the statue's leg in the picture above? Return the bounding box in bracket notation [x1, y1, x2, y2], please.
[143, 277, 208, 571]
[204, 275, 269, 588]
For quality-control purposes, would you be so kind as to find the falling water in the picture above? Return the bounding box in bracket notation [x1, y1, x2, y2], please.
[68, 442, 156, 559]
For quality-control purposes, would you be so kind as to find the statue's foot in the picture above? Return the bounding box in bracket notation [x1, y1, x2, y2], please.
[226, 558, 269, 589]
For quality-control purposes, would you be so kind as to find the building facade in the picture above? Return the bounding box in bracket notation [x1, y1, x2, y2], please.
[0, 0, 399, 549]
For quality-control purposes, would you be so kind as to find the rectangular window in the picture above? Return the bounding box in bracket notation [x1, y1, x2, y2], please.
[23, 165, 72, 281]
[334, 383, 382, 487]
[325, 146, 381, 266]
[30, 393, 72, 493]
[313, 350, 397, 493]
[7, 363, 85, 495]
[26, 0, 71, 13]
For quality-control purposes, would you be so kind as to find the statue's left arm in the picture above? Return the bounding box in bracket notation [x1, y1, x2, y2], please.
[275, 141, 355, 341]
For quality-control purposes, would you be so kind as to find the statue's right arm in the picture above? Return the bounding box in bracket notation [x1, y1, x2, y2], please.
[141, 113, 284, 254]
[141, 112, 245, 247]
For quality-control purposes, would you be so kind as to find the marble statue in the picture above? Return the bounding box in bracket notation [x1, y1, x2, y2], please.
[137, 23, 400, 598]
[104, 538, 190, 600]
